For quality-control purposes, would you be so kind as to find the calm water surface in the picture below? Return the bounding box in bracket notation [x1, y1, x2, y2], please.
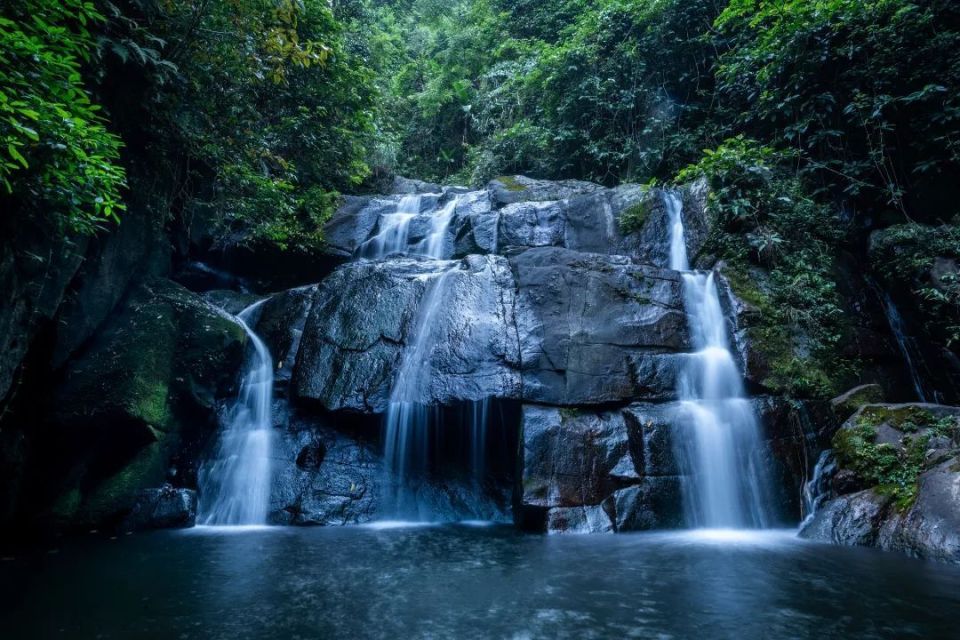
[2, 525, 959, 639]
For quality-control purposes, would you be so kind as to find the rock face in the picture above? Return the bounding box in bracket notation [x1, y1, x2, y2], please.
[290, 247, 689, 413]
[40, 279, 246, 529]
[125, 485, 198, 530]
[801, 404, 960, 562]
[1, 175, 835, 536]
[517, 404, 684, 533]
[201, 174, 827, 532]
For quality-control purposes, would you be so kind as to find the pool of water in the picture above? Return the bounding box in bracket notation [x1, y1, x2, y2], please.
[2, 525, 959, 639]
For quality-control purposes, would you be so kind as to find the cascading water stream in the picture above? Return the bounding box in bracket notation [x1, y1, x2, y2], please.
[197, 300, 274, 526]
[359, 194, 423, 258]
[371, 192, 492, 518]
[666, 192, 773, 529]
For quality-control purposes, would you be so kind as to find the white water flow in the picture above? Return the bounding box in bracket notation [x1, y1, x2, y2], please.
[667, 192, 772, 529]
[374, 192, 491, 517]
[197, 300, 274, 525]
[360, 194, 423, 258]
[801, 449, 836, 528]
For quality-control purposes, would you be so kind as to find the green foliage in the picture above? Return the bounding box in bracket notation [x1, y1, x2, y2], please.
[833, 423, 926, 509]
[678, 137, 854, 398]
[835, 408, 960, 509]
[361, 0, 722, 185]
[107, 0, 374, 249]
[0, 0, 126, 234]
[2, 0, 375, 247]
[618, 196, 654, 234]
[870, 222, 960, 348]
[715, 0, 960, 217]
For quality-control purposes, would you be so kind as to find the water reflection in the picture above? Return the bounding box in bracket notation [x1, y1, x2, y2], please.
[2, 526, 959, 639]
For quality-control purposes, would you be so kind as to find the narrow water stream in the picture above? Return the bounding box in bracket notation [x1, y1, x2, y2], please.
[196, 300, 274, 525]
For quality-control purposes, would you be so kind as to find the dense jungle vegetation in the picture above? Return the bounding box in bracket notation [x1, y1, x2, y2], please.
[2, 0, 959, 399]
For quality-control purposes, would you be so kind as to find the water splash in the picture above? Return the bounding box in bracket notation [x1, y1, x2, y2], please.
[197, 300, 275, 525]
[666, 191, 773, 529]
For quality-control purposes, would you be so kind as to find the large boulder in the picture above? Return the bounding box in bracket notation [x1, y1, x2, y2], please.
[43, 279, 246, 529]
[125, 484, 198, 530]
[831, 384, 885, 420]
[801, 403, 960, 562]
[291, 246, 690, 413]
[510, 247, 689, 405]
[517, 403, 687, 533]
[487, 175, 604, 207]
[293, 254, 520, 413]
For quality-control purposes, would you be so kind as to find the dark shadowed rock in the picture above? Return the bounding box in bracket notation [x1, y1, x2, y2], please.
[520, 405, 635, 510]
[831, 384, 885, 420]
[622, 404, 682, 477]
[253, 285, 317, 385]
[609, 478, 684, 531]
[270, 423, 382, 526]
[126, 484, 197, 530]
[546, 504, 615, 534]
[45, 279, 246, 529]
[800, 490, 892, 546]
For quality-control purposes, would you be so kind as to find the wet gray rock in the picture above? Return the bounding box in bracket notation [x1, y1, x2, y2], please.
[323, 196, 395, 258]
[253, 285, 317, 385]
[392, 176, 443, 194]
[269, 424, 382, 526]
[517, 403, 694, 533]
[622, 403, 682, 477]
[292, 244, 691, 412]
[488, 175, 604, 207]
[800, 489, 892, 547]
[293, 255, 520, 413]
[520, 405, 636, 511]
[546, 504, 615, 534]
[126, 485, 197, 530]
[801, 404, 960, 561]
[609, 478, 684, 531]
[511, 247, 689, 405]
[877, 459, 960, 562]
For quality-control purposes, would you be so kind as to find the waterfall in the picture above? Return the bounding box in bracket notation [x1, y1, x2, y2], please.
[197, 300, 275, 526]
[359, 194, 423, 258]
[666, 192, 772, 529]
[801, 450, 836, 528]
[873, 283, 937, 403]
[370, 192, 492, 518]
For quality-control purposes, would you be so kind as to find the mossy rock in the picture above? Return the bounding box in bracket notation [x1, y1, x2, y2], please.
[48, 278, 246, 528]
[831, 384, 885, 420]
[722, 261, 853, 399]
[494, 175, 528, 192]
[618, 199, 653, 234]
[832, 403, 960, 510]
